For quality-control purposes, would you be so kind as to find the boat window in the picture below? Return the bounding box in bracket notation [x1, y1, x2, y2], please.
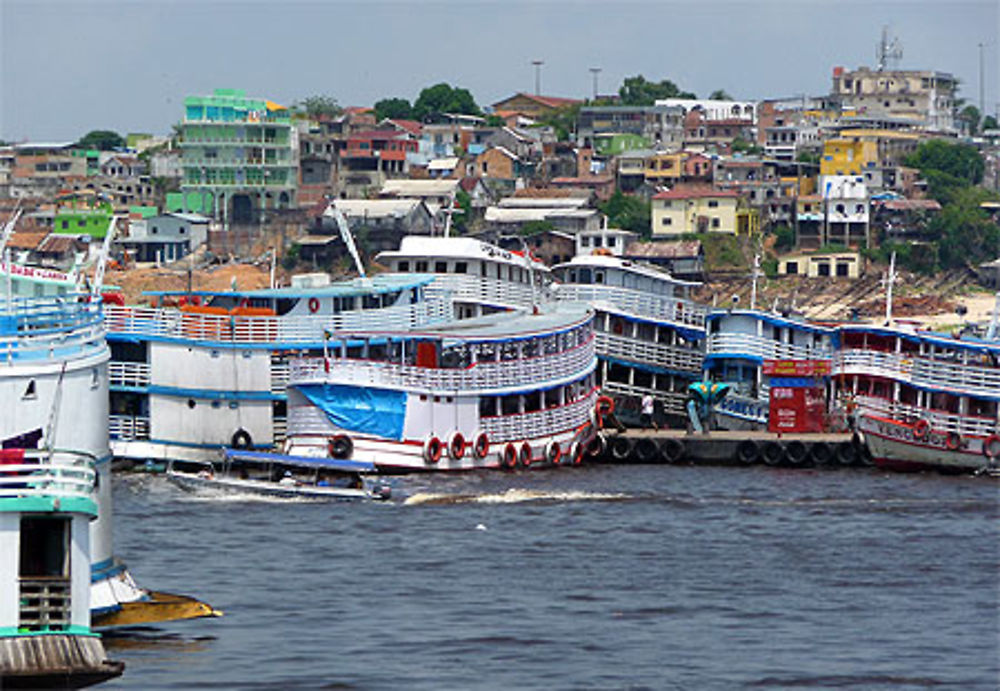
[22, 380, 37, 400]
[435, 261, 447, 273]
[579, 268, 592, 284]
[416, 261, 428, 272]
[500, 395, 519, 416]
[481, 262, 489, 277]
[545, 388, 560, 408]
[544, 336, 559, 354]
[211, 401, 221, 409]
[229, 402, 239, 410]
[500, 342, 519, 361]
[522, 338, 539, 358]
[19, 517, 69, 578]
[524, 392, 541, 413]
[569, 269, 577, 283]
[479, 396, 497, 418]
[398, 260, 410, 272]
[363, 294, 380, 309]
[595, 271, 605, 284]
[455, 262, 467, 274]
[187, 399, 196, 409]
[476, 342, 497, 362]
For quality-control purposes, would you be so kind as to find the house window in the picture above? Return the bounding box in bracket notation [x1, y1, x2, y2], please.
[607, 237, 616, 247]
[179, 227, 186, 234]
[711, 218, 720, 228]
[581, 237, 591, 247]
[707, 200, 719, 208]
[662, 218, 672, 225]
[786, 261, 799, 275]
[61, 220, 69, 229]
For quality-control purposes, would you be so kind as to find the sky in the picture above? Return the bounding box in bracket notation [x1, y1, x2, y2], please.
[1, 0, 997, 142]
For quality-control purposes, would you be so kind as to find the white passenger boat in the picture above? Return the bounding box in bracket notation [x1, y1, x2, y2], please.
[836, 319, 1000, 473]
[105, 273, 452, 465]
[166, 449, 391, 500]
[376, 235, 552, 318]
[282, 302, 600, 471]
[551, 254, 706, 425]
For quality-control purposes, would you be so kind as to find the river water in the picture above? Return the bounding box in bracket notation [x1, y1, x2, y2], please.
[101, 464, 998, 690]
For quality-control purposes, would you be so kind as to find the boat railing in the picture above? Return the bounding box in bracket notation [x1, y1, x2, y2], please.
[836, 349, 1000, 398]
[0, 297, 106, 363]
[595, 331, 703, 373]
[423, 274, 550, 310]
[479, 392, 596, 444]
[0, 449, 97, 503]
[18, 577, 71, 631]
[109, 415, 151, 441]
[854, 395, 999, 437]
[706, 333, 834, 362]
[555, 284, 707, 327]
[599, 381, 689, 417]
[288, 337, 596, 394]
[109, 361, 152, 388]
[105, 298, 452, 345]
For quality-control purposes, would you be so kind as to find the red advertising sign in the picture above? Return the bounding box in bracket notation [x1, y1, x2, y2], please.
[768, 386, 826, 433]
[762, 359, 831, 377]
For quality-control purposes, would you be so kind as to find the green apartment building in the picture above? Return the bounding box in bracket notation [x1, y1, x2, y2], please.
[176, 88, 297, 227]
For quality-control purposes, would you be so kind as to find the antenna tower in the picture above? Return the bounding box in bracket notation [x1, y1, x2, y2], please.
[876, 26, 903, 71]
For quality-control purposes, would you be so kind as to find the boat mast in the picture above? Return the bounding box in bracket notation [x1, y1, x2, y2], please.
[90, 217, 116, 297]
[325, 203, 367, 282]
[750, 252, 761, 310]
[883, 251, 897, 325]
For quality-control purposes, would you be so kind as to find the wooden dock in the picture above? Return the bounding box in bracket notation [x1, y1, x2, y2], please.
[592, 429, 865, 467]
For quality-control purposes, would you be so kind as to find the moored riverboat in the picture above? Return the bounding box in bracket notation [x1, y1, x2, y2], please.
[282, 302, 600, 472]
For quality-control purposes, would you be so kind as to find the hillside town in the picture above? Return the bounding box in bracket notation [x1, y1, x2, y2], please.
[2, 35, 999, 323]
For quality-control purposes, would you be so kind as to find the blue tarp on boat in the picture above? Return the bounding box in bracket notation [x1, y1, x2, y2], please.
[297, 383, 407, 441]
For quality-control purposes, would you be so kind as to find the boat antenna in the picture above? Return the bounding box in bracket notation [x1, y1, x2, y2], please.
[750, 252, 761, 310]
[325, 202, 368, 282]
[91, 217, 116, 298]
[443, 189, 456, 238]
[0, 202, 22, 258]
[882, 251, 897, 325]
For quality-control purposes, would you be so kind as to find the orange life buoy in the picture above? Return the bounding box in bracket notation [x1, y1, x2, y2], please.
[596, 395, 615, 416]
[546, 440, 561, 465]
[423, 436, 442, 464]
[308, 297, 320, 313]
[448, 432, 466, 460]
[912, 418, 930, 440]
[474, 432, 490, 459]
[571, 441, 584, 465]
[239, 297, 250, 308]
[945, 431, 963, 451]
[519, 442, 532, 468]
[502, 443, 517, 469]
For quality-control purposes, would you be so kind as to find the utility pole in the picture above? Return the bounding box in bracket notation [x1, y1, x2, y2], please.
[979, 42, 986, 119]
[589, 67, 601, 100]
[532, 60, 544, 96]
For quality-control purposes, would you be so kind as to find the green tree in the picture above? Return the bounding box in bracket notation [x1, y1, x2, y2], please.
[983, 114, 999, 131]
[927, 186, 1000, 269]
[374, 97, 413, 121]
[709, 89, 732, 100]
[618, 75, 696, 106]
[958, 104, 981, 135]
[731, 136, 762, 155]
[452, 189, 472, 233]
[599, 190, 651, 238]
[904, 139, 984, 201]
[485, 114, 506, 127]
[76, 130, 124, 151]
[771, 225, 795, 252]
[412, 83, 481, 122]
[295, 95, 342, 119]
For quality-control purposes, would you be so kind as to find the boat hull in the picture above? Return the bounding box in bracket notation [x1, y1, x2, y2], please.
[166, 471, 381, 500]
[858, 414, 997, 473]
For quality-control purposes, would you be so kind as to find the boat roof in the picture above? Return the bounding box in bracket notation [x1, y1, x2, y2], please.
[839, 322, 1000, 353]
[333, 301, 592, 344]
[376, 235, 550, 272]
[707, 308, 835, 334]
[552, 254, 700, 287]
[222, 448, 376, 472]
[145, 273, 434, 299]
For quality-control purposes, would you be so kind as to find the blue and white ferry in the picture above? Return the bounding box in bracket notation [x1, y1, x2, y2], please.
[105, 273, 452, 464]
[551, 254, 706, 425]
[281, 302, 600, 471]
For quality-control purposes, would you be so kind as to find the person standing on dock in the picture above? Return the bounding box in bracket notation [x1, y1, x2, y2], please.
[641, 393, 658, 430]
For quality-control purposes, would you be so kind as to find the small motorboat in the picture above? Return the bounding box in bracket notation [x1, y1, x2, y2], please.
[166, 449, 392, 501]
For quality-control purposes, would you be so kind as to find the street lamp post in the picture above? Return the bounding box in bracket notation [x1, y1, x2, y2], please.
[589, 67, 601, 100]
[532, 60, 544, 96]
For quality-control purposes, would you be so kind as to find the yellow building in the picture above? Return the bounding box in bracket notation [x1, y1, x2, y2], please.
[820, 138, 879, 176]
[651, 185, 747, 237]
[644, 152, 686, 185]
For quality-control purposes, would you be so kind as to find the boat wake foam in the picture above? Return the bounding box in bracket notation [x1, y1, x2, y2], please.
[403, 488, 628, 506]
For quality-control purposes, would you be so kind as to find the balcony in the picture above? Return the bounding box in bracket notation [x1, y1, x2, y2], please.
[109, 415, 150, 441]
[109, 361, 151, 388]
[556, 284, 706, 328]
[706, 332, 834, 362]
[289, 336, 596, 396]
[0, 450, 97, 504]
[835, 349, 1000, 400]
[595, 331, 702, 374]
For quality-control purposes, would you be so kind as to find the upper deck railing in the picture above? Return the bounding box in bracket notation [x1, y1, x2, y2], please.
[0, 449, 97, 506]
[0, 296, 106, 364]
[706, 332, 835, 363]
[835, 349, 1000, 399]
[423, 274, 551, 311]
[105, 298, 451, 345]
[555, 284, 706, 328]
[855, 395, 999, 438]
[595, 331, 703, 373]
[289, 335, 596, 395]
